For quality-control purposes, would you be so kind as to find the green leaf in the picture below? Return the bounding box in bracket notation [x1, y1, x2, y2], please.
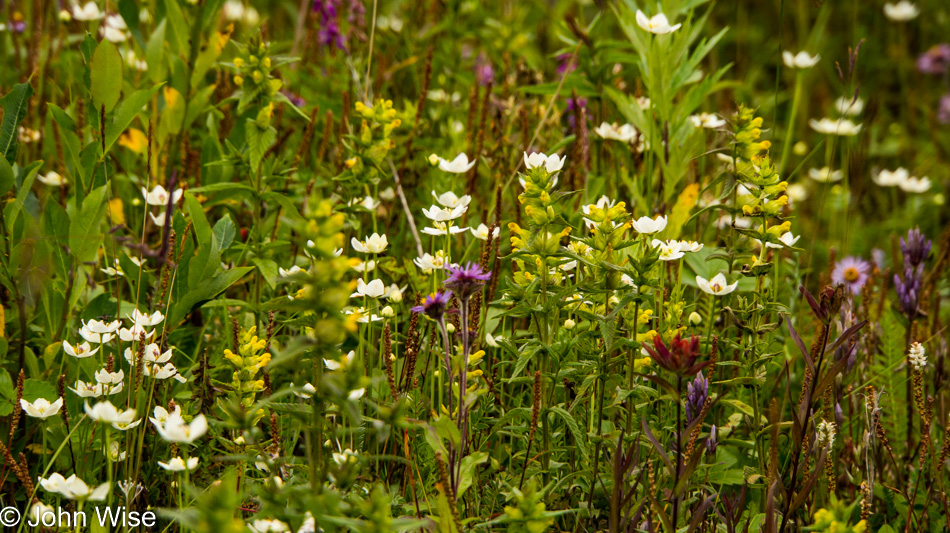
[89, 40, 124, 113]
[103, 83, 164, 155]
[184, 192, 212, 246]
[3, 161, 41, 236]
[167, 266, 253, 327]
[0, 82, 34, 163]
[23, 378, 58, 402]
[251, 258, 278, 290]
[145, 20, 168, 83]
[549, 406, 590, 463]
[212, 215, 236, 250]
[69, 185, 109, 263]
[456, 451, 489, 499]
[245, 118, 276, 171]
[0, 156, 13, 196]
[48, 104, 84, 183]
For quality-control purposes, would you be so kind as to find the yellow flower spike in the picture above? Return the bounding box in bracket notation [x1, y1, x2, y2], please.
[636, 330, 658, 343]
[469, 350, 485, 365]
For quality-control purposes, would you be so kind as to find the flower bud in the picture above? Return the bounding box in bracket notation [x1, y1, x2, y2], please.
[233, 75, 244, 86]
[427, 153, 440, 166]
[688, 311, 702, 326]
[381, 306, 395, 318]
[58, 9, 72, 21]
[446, 323, 456, 334]
[389, 289, 403, 303]
[563, 318, 576, 330]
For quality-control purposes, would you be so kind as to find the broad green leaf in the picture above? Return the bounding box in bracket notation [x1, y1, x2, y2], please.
[456, 451, 489, 498]
[0, 157, 12, 196]
[549, 406, 590, 463]
[184, 192, 212, 246]
[245, 119, 277, 172]
[251, 257, 278, 290]
[3, 161, 41, 236]
[69, 184, 109, 263]
[103, 83, 164, 155]
[212, 215, 236, 250]
[89, 40, 124, 113]
[48, 104, 84, 183]
[0, 82, 34, 163]
[145, 20, 167, 83]
[167, 266, 253, 327]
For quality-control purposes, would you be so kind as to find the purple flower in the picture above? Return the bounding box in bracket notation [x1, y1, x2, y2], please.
[830, 256, 870, 295]
[685, 372, 708, 424]
[474, 54, 494, 87]
[281, 90, 306, 108]
[939, 93, 950, 125]
[313, 0, 345, 50]
[900, 227, 932, 267]
[705, 425, 718, 458]
[411, 290, 453, 320]
[894, 227, 931, 318]
[565, 97, 587, 129]
[917, 44, 950, 75]
[557, 53, 576, 75]
[443, 262, 491, 300]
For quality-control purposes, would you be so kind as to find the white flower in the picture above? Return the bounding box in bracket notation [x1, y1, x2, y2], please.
[651, 239, 685, 261]
[298, 512, 316, 533]
[696, 273, 738, 296]
[835, 96, 864, 116]
[675, 240, 704, 253]
[352, 259, 376, 273]
[149, 211, 167, 226]
[141, 185, 183, 206]
[325, 350, 355, 371]
[248, 519, 291, 533]
[95, 368, 124, 385]
[145, 362, 187, 383]
[635, 10, 681, 34]
[909, 341, 926, 370]
[348, 196, 380, 210]
[808, 167, 843, 183]
[290, 382, 317, 398]
[809, 118, 862, 136]
[437, 153, 476, 173]
[149, 405, 181, 427]
[899, 176, 930, 193]
[158, 456, 199, 471]
[20, 398, 64, 419]
[523, 151, 566, 173]
[38, 171, 67, 186]
[594, 122, 638, 142]
[884, 1, 919, 21]
[432, 191, 472, 208]
[129, 309, 164, 327]
[85, 401, 140, 429]
[62, 340, 100, 358]
[873, 168, 909, 187]
[29, 502, 56, 525]
[70, 380, 120, 398]
[414, 251, 448, 272]
[348, 388, 366, 400]
[690, 113, 727, 129]
[347, 308, 382, 323]
[124, 49, 148, 71]
[332, 448, 360, 465]
[72, 1, 103, 20]
[101, 14, 129, 42]
[83, 319, 121, 335]
[421, 222, 469, 236]
[471, 223, 499, 241]
[106, 441, 126, 461]
[766, 231, 801, 249]
[632, 215, 668, 234]
[422, 204, 467, 222]
[816, 419, 836, 449]
[153, 413, 208, 444]
[39, 473, 110, 501]
[782, 51, 820, 69]
[352, 278, 386, 298]
[279, 265, 304, 277]
[351, 233, 389, 254]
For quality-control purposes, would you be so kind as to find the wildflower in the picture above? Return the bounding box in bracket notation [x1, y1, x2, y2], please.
[351, 233, 389, 253]
[351, 278, 385, 298]
[332, 448, 360, 465]
[901, 227, 932, 266]
[917, 44, 950, 75]
[158, 457, 199, 471]
[289, 382, 316, 398]
[816, 419, 836, 449]
[348, 196, 379, 210]
[19, 398, 64, 419]
[635, 10, 682, 34]
[437, 153, 476, 173]
[872, 167, 909, 187]
[894, 228, 930, 318]
[675, 240, 704, 253]
[642, 334, 707, 376]
[696, 273, 738, 296]
[765, 231, 801, 249]
[95, 368, 124, 385]
[884, 1, 919, 21]
[149, 405, 181, 426]
[909, 342, 926, 369]
[594, 122, 638, 142]
[432, 191, 472, 208]
[85, 401, 140, 429]
[782, 51, 820, 69]
[471, 223, 499, 241]
[705, 425, 718, 458]
[421, 221, 469, 236]
[939, 93, 950, 125]
[422, 204, 467, 222]
[83, 319, 122, 335]
[141, 185, 183, 206]
[38, 171, 66, 186]
[523, 151, 566, 173]
[70, 380, 122, 398]
[475, 54, 494, 86]
[809, 118, 862, 136]
[443, 262, 492, 300]
[348, 388, 365, 400]
[831, 256, 871, 295]
[690, 113, 726, 129]
[651, 239, 685, 261]
[278, 265, 303, 277]
[72, 1, 103, 20]
[39, 473, 110, 501]
[563, 319, 576, 330]
[381, 305, 395, 318]
[898, 176, 931, 193]
[834, 96, 864, 116]
[685, 372, 709, 424]
[325, 350, 355, 371]
[153, 413, 208, 444]
[101, 14, 129, 42]
[688, 311, 702, 325]
[631, 215, 668, 234]
[129, 309, 164, 327]
[62, 339, 99, 358]
[411, 290, 453, 320]
[248, 519, 291, 533]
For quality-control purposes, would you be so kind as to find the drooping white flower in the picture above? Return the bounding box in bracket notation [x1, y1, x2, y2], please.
[835, 96, 864, 116]
[39, 473, 110, 501]
[351, 233, 389, 254]
[873, 168, 909, 187]
[909, 341, 926, 370]
[808, 167, 843, 183]
[470, 223, 499, 241]
[809, 118, 862, 136]
[651, 239, 685, 261]
[782, 51, 820, 69]
[141, 185, 183, 206]
[631, 215, 668, 234]
[62, 340, 100, 358]
[635, 10, 682, 34]
[351, 278, 386, 298]
[696, 273, 738, 296]
[690, 113, 727, 129]
[899, 176, 931, 193]
[153, 413, 208, 444]
[675, 240, 705, 253]
[884, 1, 919, 21]
[38, 171, 67, 186]
[432, 191, 472, 209]
[158, 456, 199, 471]
[437, 153, 476, 173]
[20, 398, 64, 419]
[766, 231, 801, 249]
[594, 122, 638, 142]
[523, 151, 566, 173]
[422, 204, 467, 222]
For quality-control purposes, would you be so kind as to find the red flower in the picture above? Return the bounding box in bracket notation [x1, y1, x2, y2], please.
[643, 334, 707, 376]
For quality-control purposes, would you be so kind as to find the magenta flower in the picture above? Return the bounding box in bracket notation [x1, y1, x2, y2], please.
[831, 256, 871, 295]
[642, 334, 707, 376]
[411, 290, 453, 320]
[917, 44, 950, 75]
[443, 262, 492, 300]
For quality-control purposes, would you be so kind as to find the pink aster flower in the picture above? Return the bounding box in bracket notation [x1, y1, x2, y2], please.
[831, 256, 871, 295]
